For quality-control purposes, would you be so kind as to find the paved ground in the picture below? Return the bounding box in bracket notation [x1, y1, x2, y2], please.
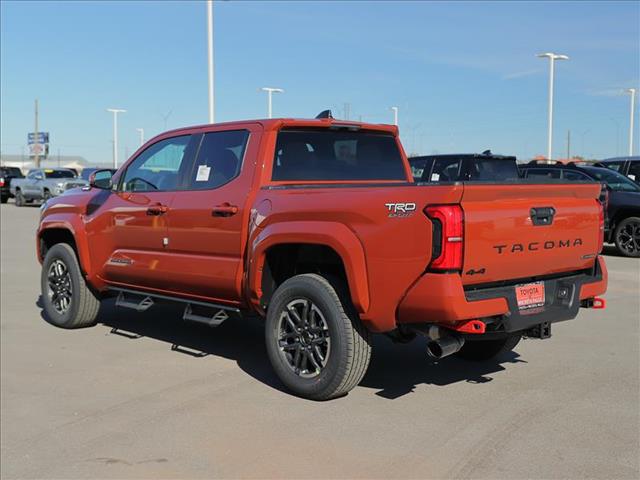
[1, 202, 638, 479]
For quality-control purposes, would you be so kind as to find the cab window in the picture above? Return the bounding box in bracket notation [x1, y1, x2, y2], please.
[562, 170, 592, 181]
[122, 136, 191, 192]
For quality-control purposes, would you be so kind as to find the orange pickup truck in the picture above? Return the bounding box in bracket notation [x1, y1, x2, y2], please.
[37, 113, 607, 400]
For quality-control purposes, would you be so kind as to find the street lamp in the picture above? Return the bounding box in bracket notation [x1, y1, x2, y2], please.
[537, 52, 569, 161]
[106, 108, 126, 168]
[390, 106, 399, 126]
[625, 88, 637, 156]
[206, 0, 215, 123]
[260, 87, 284, 118]
[136, 128, 145, 147]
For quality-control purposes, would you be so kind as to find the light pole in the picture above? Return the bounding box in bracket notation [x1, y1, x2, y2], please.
[626, 88, 637, 156]
[106, 108, 126, 169]
[206, 0, 215, 123]
[260, 87, 284, 118]
[390, 106, 399, 126]
[136, 128, 145, 147]
[537, 52, 569, 162]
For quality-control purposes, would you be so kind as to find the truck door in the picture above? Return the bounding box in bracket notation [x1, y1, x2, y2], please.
[164, 124, 262, 304]
[95, 134, 197, 291]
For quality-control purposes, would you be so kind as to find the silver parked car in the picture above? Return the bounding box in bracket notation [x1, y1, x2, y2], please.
[10, 168, 89, 206]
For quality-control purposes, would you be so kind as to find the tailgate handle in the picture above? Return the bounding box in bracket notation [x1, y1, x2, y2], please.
[530, 207, 555, 226]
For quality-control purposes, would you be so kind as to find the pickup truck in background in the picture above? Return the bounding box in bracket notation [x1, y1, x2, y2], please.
[409, 151, 520, 183]
[521, 163, 640, 257]
[36, 113, 607, 400]
[0, 166, 24, 203]
[10, 168, 88, 206]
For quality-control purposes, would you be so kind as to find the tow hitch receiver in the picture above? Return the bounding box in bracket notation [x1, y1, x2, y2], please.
[526, 321, 551, 339]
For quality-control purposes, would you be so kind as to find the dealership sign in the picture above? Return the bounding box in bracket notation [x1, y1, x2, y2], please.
[28, 132, 50, 156]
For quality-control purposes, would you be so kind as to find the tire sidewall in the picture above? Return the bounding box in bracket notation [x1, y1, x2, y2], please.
[15, 191, 23, 207]
[614, 217, 640, 257]
[265, 275, 349, 399]
[41, 244, 83, 328]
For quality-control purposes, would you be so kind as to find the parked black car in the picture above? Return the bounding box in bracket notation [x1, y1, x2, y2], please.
[594, 156, 640, 185]
[409, 152, 520, 183]
[520, 163, 640, 257]
[0, 166, 24, 203]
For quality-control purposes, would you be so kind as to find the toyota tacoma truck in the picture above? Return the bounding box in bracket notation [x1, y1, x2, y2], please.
[36, 112, 608, 400]
[11, 168, 88, 206]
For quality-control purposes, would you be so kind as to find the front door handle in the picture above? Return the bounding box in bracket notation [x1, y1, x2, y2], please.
[146, 203, 168, 216]
[212, 203, 238, 217]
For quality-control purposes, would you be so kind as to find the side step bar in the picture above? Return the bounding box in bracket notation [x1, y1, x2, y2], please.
[111, 287, 240, 328]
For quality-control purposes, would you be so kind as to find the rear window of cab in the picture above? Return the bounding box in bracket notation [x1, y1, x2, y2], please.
[272, 129, 407, 182]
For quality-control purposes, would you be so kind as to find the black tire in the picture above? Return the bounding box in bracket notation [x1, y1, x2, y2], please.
[614, 217, 640, 257]
[41, 243, 100, 329]
[265, 273, 372, 400]
[42, 189, 52, 202]
[456, 334, 522, 361]
[14, 190, 24, 207]
[0, 195, 7, 204]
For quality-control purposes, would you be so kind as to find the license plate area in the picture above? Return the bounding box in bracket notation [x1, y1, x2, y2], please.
[515, 281, 545, 311]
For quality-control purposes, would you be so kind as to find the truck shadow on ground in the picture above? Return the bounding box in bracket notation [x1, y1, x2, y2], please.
[37, 297, 527, 400]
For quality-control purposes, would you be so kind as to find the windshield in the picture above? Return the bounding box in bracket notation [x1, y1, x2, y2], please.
[582, 167, 640, 192]
[44, 170, 75, 179]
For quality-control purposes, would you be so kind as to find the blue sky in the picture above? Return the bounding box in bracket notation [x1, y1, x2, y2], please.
[1, 0, 639, 164]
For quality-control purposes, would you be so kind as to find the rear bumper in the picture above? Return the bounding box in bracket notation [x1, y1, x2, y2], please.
[397, 256, 607, 332]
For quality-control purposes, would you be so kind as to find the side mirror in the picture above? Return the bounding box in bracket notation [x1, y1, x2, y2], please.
[89, 169, 114, 190]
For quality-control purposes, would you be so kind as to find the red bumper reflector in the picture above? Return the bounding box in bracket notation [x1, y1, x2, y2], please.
[450, 319, 486, 334]
[592, 297, 606, 309]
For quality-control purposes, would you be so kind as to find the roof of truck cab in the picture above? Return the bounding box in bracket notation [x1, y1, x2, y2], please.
[159, 118, 399, 137]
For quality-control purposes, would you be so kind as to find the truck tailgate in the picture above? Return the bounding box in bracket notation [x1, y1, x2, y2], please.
[461, 183, 602, 286]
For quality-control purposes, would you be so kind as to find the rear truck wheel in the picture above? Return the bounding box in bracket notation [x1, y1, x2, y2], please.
[14, 190, 24, 207]
[265, 273, 372, 400]
[41, 243, 100, 329]
[42, 189, 52, 203]
[614, 217, 640, 257]
[455, 333, 522, 361]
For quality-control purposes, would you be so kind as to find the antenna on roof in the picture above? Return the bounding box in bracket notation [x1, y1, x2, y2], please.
[482, 149, 492, 155]
[315, 110, 333, 119]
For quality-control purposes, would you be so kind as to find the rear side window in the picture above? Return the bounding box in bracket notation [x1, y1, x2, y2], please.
[409, 158, 433, 181]
[628, 162, 640, 182]
[272, 129, 407, 181]
[525, 168, 560, 179]
[562, 170, 592, 181]
[602, 161, 625, 173]
[463, 159, 520, 181]
[431, 158, 460, 182]
[187, 130, 249, 190]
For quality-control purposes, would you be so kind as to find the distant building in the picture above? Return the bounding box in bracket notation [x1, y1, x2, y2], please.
[0, 154, 111, 173]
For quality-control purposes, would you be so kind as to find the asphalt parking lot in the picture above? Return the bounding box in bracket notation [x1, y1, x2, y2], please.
[1, 202, 638, 479]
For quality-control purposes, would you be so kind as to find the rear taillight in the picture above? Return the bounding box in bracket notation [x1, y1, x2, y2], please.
[597, 199, 604, 254]
[0, 177, 4, 187]
[425, 204, 464, 271]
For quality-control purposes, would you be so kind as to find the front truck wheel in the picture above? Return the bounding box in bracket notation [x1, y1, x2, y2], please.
[41, 243, 101, 329]
[614, 216, 640, 257]
[265, 274, 372, 400]
[455, 333, 522, 361]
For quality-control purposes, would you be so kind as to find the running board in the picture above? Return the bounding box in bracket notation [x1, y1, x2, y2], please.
[182, 304, 229, 327]
[110, 287, 240, 328]
[116, 291, 154, 312]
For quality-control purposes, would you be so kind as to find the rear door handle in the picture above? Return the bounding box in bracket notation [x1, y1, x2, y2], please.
[212, 203, 238, 217]
[146, 203, 168, 216]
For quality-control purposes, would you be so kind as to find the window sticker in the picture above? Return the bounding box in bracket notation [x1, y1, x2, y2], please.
[431, 173, 440, 181]
[196, 165, 211, 182]
[628, 174, 636, 181]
